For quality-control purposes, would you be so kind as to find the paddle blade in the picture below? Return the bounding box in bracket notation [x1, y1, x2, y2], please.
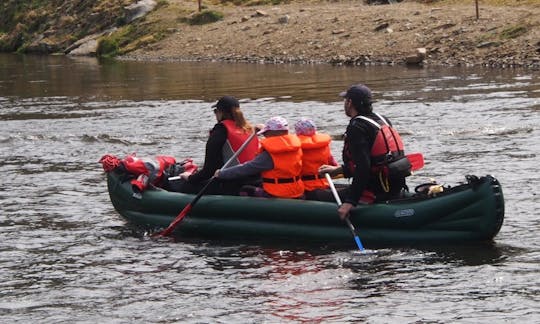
[345, 218, 365, 252]
[153, 204, 193, 237]
[353, 235, 365, 251]
[407, 153, 424, 171]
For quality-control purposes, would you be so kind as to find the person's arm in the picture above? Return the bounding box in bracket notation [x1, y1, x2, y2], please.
[187, 123, 227, 183]
[217, 151, 273, 179]
[343, 122, 372, 206]
[318, 153, 340, 175]
[319, 163, 341, 176]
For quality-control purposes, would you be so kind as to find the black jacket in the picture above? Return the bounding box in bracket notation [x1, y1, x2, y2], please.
[187, 123, 227, 184]
[342, 113, 405, 204]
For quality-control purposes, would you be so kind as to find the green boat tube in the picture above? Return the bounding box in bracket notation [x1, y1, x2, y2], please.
[106, 171, 504, 247]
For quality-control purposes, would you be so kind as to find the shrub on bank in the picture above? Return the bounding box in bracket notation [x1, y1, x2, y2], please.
[97, 38, 119, 58]
[500, 25, 528, 39]
[185, 10, 224, 25]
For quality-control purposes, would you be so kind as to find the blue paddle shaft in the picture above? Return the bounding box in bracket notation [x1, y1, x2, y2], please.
[325, 173, 365, 251]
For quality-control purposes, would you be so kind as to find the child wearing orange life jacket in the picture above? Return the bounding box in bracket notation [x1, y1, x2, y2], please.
[294, 118, 338, 200]
[215, 116, 304, 199]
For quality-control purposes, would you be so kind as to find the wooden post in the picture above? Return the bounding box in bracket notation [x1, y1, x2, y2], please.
[198, 0, 202, 12]
[475, 0, 479, 20]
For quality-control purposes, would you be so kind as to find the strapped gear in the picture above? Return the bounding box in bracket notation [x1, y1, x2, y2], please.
[99, 154, 198, 194]
[99, 154, 121, 172]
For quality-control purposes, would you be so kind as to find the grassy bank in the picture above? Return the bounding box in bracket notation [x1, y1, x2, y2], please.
[0, 0, 135, 53]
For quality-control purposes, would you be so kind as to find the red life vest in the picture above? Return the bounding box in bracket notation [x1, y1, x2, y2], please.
[259, 134, 304, 198]
[355, 113, 411, 196]
[297, 133, 332, 191]
[354, 112, 406, 168]
[340, 113, 409, 203]
[221, 119, 259, 166]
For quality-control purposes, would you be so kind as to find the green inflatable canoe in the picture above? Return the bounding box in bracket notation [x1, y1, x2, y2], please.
[106, 171, 504, 247]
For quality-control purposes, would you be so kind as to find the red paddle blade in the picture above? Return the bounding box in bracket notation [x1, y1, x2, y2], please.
[407, 153, 424, 171]
[152, 204, 193, 237]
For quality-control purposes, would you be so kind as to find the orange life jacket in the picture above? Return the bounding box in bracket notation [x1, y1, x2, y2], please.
[221, 120, 259, 166]
[259, 134, 304, 198]
[297, 133, 332, 191]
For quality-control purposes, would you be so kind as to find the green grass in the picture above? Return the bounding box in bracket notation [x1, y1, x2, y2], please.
[97, 25, 135, 57]
[185, 10, 224, 25]
[500, 25, 528, 39]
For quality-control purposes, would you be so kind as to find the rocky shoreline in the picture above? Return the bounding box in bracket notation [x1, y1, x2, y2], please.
[1, 0, 539, 69]
[120, 1, 540, 69]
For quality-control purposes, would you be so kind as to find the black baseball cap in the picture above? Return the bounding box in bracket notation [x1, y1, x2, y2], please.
[212, 96, 239, 111]
[339, 84, 373, 106]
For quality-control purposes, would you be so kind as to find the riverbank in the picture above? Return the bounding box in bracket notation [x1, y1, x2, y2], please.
[1, 0, 539, 68]
[121, 0, 540, 68]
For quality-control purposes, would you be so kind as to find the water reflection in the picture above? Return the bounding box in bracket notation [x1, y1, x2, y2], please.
[2, 53, 538, 103]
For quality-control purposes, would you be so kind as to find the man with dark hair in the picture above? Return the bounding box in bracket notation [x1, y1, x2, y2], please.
[319, 84, 410, 220]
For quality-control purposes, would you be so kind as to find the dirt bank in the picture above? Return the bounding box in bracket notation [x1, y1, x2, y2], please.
[122, 0, 540, 68]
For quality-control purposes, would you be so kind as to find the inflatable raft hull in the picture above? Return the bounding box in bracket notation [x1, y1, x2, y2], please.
[106, 172, 504, 247]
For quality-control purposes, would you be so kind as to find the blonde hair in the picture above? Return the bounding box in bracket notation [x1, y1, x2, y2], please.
[224, 107, 253, 133]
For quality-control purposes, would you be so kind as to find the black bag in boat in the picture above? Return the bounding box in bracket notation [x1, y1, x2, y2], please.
[386, 156, 412, 178]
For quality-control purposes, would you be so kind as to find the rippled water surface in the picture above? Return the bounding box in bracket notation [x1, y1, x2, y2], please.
[1, 54, 539, 323]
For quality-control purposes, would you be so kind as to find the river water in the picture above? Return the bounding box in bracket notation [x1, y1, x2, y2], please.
[0, 53, 539, 323]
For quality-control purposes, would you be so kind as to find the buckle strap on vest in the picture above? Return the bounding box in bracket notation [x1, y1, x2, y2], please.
[301, 174, 322, 181]
[262, 176, 300, 184]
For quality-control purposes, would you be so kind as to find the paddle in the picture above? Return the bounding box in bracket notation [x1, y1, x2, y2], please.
[324, 173, 365, 251]
[407, 153, 424, 171]
[156, 131, 258, 237]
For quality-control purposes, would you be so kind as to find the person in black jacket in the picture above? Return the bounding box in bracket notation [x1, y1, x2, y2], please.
[319, 84, 408, 220]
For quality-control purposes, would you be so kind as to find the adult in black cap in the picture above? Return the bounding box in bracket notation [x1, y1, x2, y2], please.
[319, 84, 410, 219]
[170, 95, 260, 195]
